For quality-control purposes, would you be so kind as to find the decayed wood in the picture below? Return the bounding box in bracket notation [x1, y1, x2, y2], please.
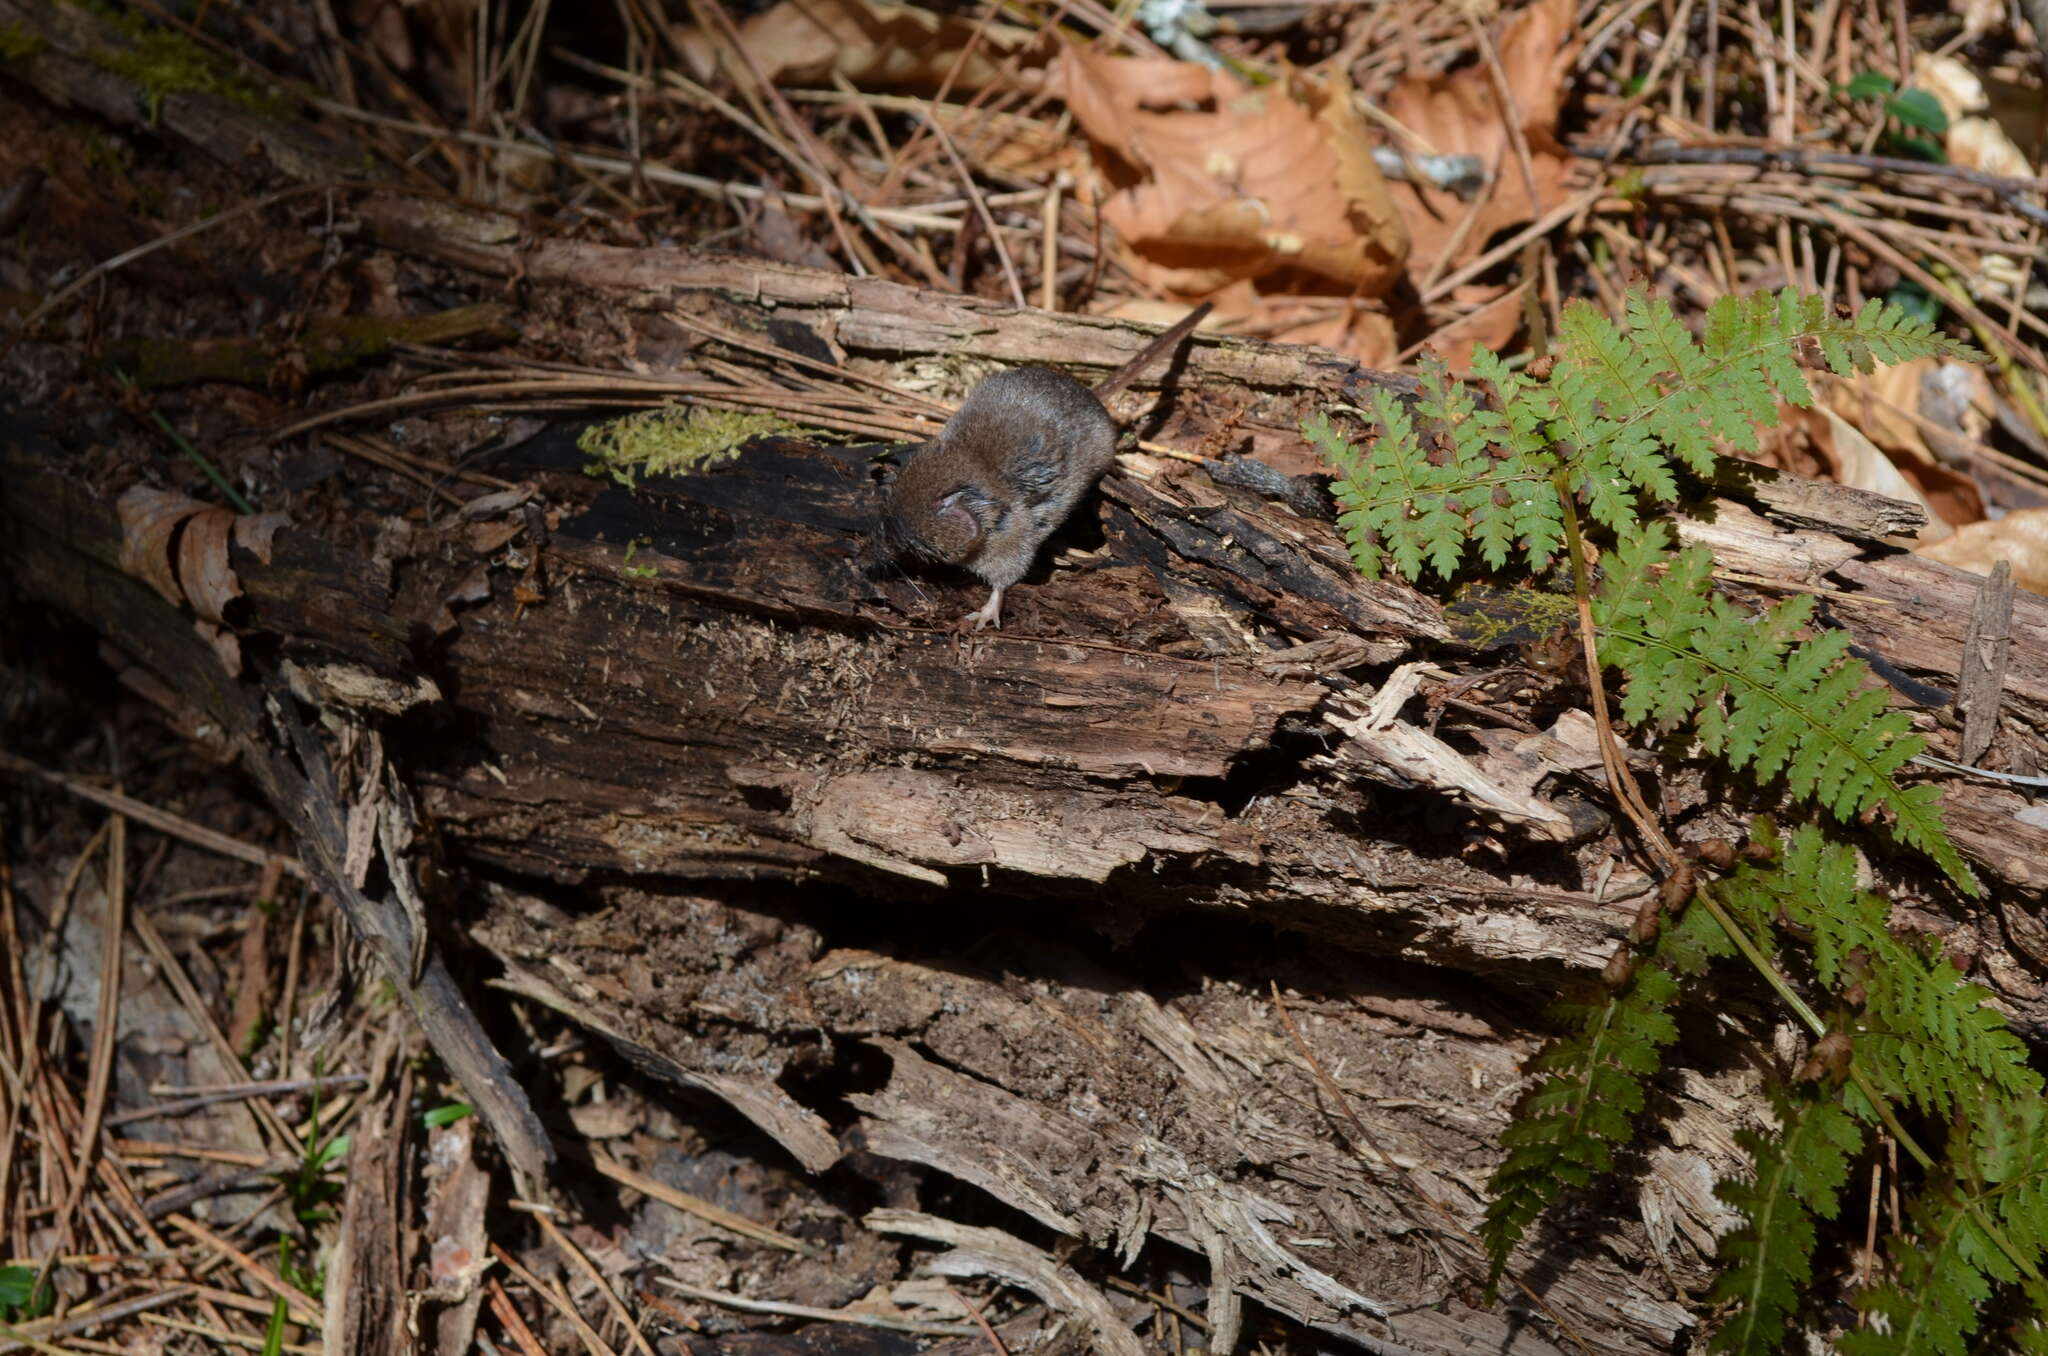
[1960, 560, 2016, 765]
[326, 1039, 409, 1356]
[12, 322, 2048, 1351]
[475, 886, 1678, 1355]
[8, 10, 2048, 1346]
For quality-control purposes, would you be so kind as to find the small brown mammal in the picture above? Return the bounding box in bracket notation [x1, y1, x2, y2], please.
[879, 301, 1213, 631]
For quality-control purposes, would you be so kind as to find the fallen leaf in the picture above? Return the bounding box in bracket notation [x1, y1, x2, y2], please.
[1419, 283, 1526, 370]
[179, 504, 240, 623]
[1819, 364, 1986, 527]
[117, 486, 200, 607]
[194, 619, 244, 678]
[1953, 0, 2003, 39]
[1912, 53, 1987, 121]
[1266, 305, 1400, 370]
[701, 0, 1034, 90]
[1827, 359, 1936, 461]
[235, 511, 287, 563]
[1910, 53, 2034, 177]
[114, 485, 291, 674]
[1947, 115, 2033, 178]
[1059, 49, 1409, 295]
[1920, 508, 2048, 593]
[1383, 0, 1581, 281]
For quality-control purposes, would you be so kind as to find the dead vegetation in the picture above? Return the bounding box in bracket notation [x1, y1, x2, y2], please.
[2, 1, 2047, 1354]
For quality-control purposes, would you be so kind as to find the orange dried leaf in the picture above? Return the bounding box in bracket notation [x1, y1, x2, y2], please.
[1382, 0, 1580, 279]
[179, 506, 241, 624]
[1059, 50, 1408, 294]
[194, 618, 243, 680]
[1824, 360, 1938, 463]
[115, 486, 290, 634]
[1810, 366, 1988, 528]
[234, 512, 290, 565]
[1803, 409, 1953, 542]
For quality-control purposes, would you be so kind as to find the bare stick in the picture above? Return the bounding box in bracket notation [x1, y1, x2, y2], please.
[650, 1278, 979, 1338]
[0, 754, 304, 879]
[924, 110, 1027, 308]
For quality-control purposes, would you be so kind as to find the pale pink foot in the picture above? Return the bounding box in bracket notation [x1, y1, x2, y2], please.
[964, 587, 1005, 632]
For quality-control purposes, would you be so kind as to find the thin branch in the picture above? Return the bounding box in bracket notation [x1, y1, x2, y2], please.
[0, 755, 305, 880]
[923, 110, 1028, 308]
[649, 1278, 980, 1338]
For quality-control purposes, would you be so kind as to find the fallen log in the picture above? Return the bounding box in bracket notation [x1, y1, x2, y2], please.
[6, 7, 2048, 1344]
[10, 296, 2048, 1348]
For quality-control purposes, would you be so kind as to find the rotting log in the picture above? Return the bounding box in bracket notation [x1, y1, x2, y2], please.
[6, 6, 2048, 1343]
[10, 295, 2048, 1350]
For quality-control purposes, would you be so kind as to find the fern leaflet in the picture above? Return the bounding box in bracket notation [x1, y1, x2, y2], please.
[1708, 1087, 1864, 1355]
[1481, 898, 1731, 1283]
[1593, 525, 1974, 894]
[1852, 938, 2039, 1120]
[1844, 1099, 2048, 1356]
[1315, 285, 1966, 581]
[1306, 356, 1558, 583]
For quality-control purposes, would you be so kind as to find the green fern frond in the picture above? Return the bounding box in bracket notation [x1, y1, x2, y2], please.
[1708, 1088, 1864, 1355]
[1749, 823, 1880, 988]
[1481, 900, 1732, 1283]
[1319, 283, 2003, 1339]
[2014, 1285, 2048, 1356]
[1306, 362, 1559, 582]
[1854, 940, 2039, 1119]
[1593, 525, 1975, 894]
[1312, 285, 1968, 582]
[1977, 1101, 2048, 1262]
[1844, 1100, 2048, 1356]
[1482, 964, 1679, 1285]
[1727, 824, 2032, 1115]
[1843, 1191, 2002, 1356]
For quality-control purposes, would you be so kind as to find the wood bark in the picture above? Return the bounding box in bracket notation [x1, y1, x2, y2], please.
[7, 8, 2048, 1350]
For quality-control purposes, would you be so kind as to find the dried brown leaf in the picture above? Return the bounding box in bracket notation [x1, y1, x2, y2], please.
[1419, 283, 1525, 369]
[235, 511, 290, 564]
[1803, 408, 1953, 542]
[116, 486, 289, 672]
[179, 504, 241, 623]
[1948, 116, 2033, 178]
[1819, 365, 1985, 527]
[1920, 508, 2048, 594]
[1827, 360, 1938, 462]
[194, 618, 244, 678]
[1953, 0, 2003, 39]
[117, 485, 205, 607]
[1059, 51, 1409, 295]
[718, 0, 1032, 90]
[1382, 0, 1579, 280]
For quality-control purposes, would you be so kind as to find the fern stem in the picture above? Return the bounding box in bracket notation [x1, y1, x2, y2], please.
[1692, 884, 1828, 1038]
[1551, 468, 1681, 873]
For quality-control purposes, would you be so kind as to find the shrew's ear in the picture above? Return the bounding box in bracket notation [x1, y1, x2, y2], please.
[935, 489, 985, 549]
